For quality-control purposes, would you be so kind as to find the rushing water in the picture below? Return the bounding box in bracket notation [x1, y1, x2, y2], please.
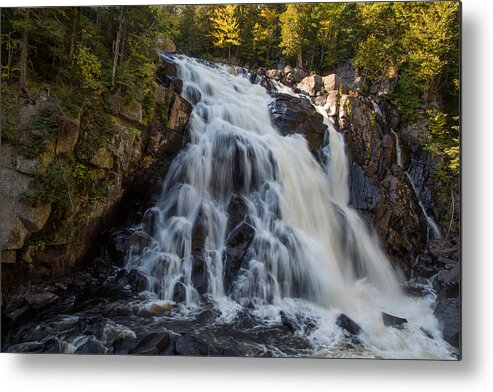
[3, 56, 455, 358]
[124, 55, 453, 358]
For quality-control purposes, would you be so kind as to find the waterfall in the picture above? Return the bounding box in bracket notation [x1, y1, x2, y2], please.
[125, 55, 454, 358]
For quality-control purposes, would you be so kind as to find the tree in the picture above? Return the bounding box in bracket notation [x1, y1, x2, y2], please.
[210, 5, 241, 64]
[279, 4, 311, 69]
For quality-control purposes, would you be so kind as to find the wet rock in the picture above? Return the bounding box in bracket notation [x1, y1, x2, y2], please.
[224, 222, 256, 293]
[257, 67, 266, 76]
[268, 93, 326, 152]
[24, 291, 59, 309]
[280, 311, 301, 332]
[196, 309, 219, 324]
[112, 337, 138, 354]
[5, 305, 30, 321]
[433, 297, 460, 348]
[128, 269, 149, 293]
[174, 335, 208, 356]
[350, 163, 380, 210]
[226, 194, 249, 233]
[172, 281, 186, 303]
[382, 312, 408, 328]
[191, 210, 209, 295]
[78, 315, 106, 336]
[76, 339, 108, 354]
[336, 313, 362, 335]
[130, 332, 171, 355]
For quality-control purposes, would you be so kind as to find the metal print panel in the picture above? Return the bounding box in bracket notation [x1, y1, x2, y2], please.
[0, 1, 461, 359]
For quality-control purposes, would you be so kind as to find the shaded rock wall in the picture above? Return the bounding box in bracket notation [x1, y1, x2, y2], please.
[1, 57, 191, 293]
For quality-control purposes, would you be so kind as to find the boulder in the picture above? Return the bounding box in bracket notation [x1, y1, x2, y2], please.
[174, 335, 208, 356]
[54, 115, 80, 153]
[323, 74, 348, 93]
[266, 69, 284, 81]
[297, 75, 323, 97]
[433, 297, 460, 348]
[16, 200, 52, 233]
[224, 221, 256, 293]
[325, 90, 339, 117]
[268, 93, 326, 152]
[382, 312, 408, 328]
[336, 313, 362, 335]
[76, 339, 108, 354]
[129, 332, 171, 355]
[128, 269, 149, 292]
[24, 291, 59, 309]
[433, 263, 460, 298]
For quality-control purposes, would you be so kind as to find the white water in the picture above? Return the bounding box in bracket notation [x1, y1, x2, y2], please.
[126, 55, 454, 359]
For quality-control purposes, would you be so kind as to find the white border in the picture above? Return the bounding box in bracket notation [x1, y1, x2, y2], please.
[1, 0, 492, 391]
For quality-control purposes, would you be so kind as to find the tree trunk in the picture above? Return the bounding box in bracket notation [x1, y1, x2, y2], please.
[19, 8, 30, 91]
[228, 46, 231, 64]
[297, 49, 303, 69]
[111, 6, 124, 89]
[69, 8, 78, 60]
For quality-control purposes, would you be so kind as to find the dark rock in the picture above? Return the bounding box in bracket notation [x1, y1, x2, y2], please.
[280, 311, 302, 333]
[196, 309, 219, 324]
[268, 93, 326, 152]
[40, 338, 62, 353]
[382, 312, 408, 328]
[174, 335, 208, 356]
[226, 194, 249, 233]
[257, 67, 267, 76]
[433, 263, 460, 298]
[24, 291, 59, 309]
[224, 222, 256, 293]
[130, 332, 171, 355]
[433, 297, 460, 348]
[109, 230, 132, 266]
[191, 210, 209, 295]
[336, 313, 362, 335]
[350, 163, 380, 210]
[76, 339, 108, 354]
[172, 280, 186, 303]
[78, 315, 106, 336]
[112, 337, 138, 354]
[128, 269, 149, 293]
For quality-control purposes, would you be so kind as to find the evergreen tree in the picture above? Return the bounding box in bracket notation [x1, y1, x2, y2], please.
[210, 5, 241, 64]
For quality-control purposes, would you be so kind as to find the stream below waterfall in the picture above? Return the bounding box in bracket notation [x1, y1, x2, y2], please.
[2, 56, 457, 359]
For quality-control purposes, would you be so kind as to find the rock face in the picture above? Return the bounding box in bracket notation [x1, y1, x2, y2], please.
[1, 54, 192, 293]
[335, 94, 428, 274]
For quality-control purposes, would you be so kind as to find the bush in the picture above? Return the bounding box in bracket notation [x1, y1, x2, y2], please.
[19, 112, 60, 159]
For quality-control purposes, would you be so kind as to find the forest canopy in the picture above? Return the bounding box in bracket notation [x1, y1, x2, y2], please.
[1, 2, 460, 174]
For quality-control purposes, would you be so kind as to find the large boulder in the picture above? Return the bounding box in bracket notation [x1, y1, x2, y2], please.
[433, 297, 460, 348]
[129, 332, 171, 355]
[297, 75, 323, 97]
[268, 93, 326, 152]
[323, 74, 348, 93]
[224, 221, 255, 293]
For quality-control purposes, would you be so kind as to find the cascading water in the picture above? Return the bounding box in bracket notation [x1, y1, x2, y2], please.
[123, 55, 455, 358]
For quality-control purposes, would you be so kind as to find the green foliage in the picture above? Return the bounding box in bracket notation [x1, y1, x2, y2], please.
[76, 103, 116, 163]
[19, 113, 60, 159]
[210, 5, 241, 62]
[22, 154, 75, 207]
[0, 84, 18, 143]
[74, 45, 103, 91]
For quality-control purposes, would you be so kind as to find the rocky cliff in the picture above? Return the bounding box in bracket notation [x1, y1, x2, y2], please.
[1, 56, 192, 293]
